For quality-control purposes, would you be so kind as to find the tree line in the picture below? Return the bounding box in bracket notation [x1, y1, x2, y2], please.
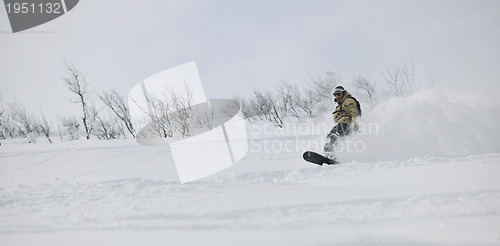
[0, 62, 135, 143]
[0, 60, 423, 143]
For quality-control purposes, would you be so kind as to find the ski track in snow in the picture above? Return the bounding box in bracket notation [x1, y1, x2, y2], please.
[1, 181, 499, 233]
[1, 149, 500, 238]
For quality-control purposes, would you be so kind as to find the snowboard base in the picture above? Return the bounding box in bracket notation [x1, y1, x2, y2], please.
[303, 151, 338, 165]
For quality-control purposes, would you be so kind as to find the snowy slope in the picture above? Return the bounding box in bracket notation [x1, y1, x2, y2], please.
[1, 89, 500, 246]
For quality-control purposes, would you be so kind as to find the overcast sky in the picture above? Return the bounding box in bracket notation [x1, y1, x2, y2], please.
[1, 0, 499, 119]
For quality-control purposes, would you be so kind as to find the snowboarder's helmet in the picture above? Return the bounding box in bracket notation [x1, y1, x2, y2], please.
[333, 86, 345, 96]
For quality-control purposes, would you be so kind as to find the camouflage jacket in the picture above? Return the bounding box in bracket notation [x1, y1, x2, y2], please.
[333, 92, 360, 124]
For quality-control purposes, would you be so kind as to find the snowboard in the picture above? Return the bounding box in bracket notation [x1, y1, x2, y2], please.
[302, 151, 338, 165]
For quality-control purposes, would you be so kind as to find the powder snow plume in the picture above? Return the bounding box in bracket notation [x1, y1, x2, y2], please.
[337, 89, 500, 162]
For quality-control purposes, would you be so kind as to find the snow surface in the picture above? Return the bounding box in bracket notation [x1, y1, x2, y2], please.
[1, 89, 500, 245]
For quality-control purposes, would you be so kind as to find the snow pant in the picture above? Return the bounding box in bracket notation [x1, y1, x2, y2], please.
[324, 123, 350, 152]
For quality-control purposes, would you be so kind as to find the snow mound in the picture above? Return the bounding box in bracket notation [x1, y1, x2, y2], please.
[338, 89, 500, 162]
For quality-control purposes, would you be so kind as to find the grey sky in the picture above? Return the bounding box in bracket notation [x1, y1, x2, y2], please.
[1, 0, 499, 119]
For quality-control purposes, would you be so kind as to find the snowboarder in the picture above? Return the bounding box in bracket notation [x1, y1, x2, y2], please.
[324, 86, 361, 157]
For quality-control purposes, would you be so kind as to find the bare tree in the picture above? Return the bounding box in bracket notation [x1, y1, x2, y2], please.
[57, 118, 64, 142]
[63, 62, 96, 139]
[236, 94, 260, 123]
[351, 75, 376, 104]
[37, 111, 52, 143]
[238, 76, 332, 124]
[276, 80, 302, 121]
[241, 92, 260, 121]
[99, 90, 135, 138]
[293, 88, 315, 118]
[169, 84, 194, 137]
[10, 102, 38, 138]
[1, 98, 52, 143]
[0, 92, 6, 139]
[194, 109, 214, 130]
[383, 66, 401, 97]
[383, 60, 416, 97]
[252, 89, 284, 127]
[151, 94, 175, 138]
[93, 114, 124, 140]
[0, 102, 16, 138]
[131, 92, 174, 138]
[60, 117, 80, 140]
[0, 107, 4, 140]
[400, 61, 416, 96]
[132, 83, 200, 138]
